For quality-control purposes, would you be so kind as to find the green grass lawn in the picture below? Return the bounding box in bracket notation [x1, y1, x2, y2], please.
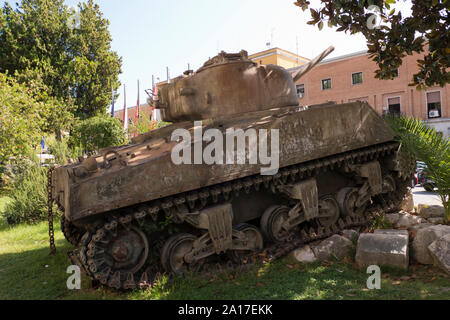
[0, 198, 449, 300]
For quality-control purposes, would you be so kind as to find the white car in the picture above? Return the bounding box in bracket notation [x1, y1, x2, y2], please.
[37, 153, 55, 166]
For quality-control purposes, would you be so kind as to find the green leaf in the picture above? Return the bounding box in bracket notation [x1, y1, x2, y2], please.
[318, 21, 324, 31]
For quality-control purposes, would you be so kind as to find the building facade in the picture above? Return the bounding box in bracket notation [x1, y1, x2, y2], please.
[249, 47, 310, 69]
[283, 50, 449, 138]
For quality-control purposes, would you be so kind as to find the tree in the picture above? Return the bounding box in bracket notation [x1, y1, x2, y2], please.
[70, 115, 126, 153]
[68, 1, 122, 119]
[294, 0, 449, 89]
[13, 68, 75, 139]
[127, 114, 171, 137]
[0, 73, 45, 163]
[386, 116, 450, 223]
[0, 0, 122, 120]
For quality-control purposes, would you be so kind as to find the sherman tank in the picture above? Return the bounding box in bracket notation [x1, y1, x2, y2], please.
[50, 46, 414, 290]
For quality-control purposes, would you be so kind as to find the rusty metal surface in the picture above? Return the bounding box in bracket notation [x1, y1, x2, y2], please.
[50, 48, 417, 290]
[278, 179, 319, 221]
[155, 50, 299, 122]
[75, 146, 411, 290]
[205, 203, 233, 254]
[292, 46, 335, 83]
[54, 101, 395, 222]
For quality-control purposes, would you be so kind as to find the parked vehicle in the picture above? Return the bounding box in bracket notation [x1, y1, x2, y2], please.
[416, 162, 436, 192]
[50, 47, 414, 290]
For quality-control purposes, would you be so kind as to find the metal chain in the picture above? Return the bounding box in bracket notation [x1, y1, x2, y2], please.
[47, 166, 56, 255]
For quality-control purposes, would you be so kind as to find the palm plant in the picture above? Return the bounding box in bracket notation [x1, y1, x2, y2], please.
[385, 116, 450, 223]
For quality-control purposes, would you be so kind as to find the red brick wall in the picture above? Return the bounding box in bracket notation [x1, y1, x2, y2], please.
[292, 51, 449, 120]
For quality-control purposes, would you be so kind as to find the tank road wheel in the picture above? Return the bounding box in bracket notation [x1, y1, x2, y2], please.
[381, 175, 396, 194]
[161, 233, 197, 275]
[107, 227, 149, 273]
[261, 205, 292, 243]
[86, 223, 149, 290]
[374, 174, 400, 212]
[317, 195, 340, 227]
[336, 187, 367, 217]
[228, 224, 264, 263]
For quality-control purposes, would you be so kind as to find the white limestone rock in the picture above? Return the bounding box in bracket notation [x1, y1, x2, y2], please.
[418, 205, 446, 219]
[385, 213, 400, 225]
[412, 225, 450, 265]
[341, 229, 359, 241]
[395, 213, 424, 229]
[310, 234, 353, 261]
[290, 245, 317, 263]
[356, 233, 409, 270]
[428, 234, 450, 275]
[399, 188, 414, 212]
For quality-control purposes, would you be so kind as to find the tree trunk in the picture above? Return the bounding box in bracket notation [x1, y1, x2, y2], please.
[55, 129, 62, 142]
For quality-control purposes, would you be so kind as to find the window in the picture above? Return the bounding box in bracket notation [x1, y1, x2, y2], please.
[392, 69, 399, 78]
[387, 97, 401, 116]
[296, 84, 305, 98]
[352, 72, 363, 85]
[427, 91, 441, 118]
[322, 78, 332, 90]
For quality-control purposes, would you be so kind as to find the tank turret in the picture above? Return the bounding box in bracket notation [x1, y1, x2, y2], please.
[154, 46, 335, 122]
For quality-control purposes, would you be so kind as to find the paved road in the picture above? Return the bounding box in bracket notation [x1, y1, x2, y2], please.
[412, 186, 442, 207]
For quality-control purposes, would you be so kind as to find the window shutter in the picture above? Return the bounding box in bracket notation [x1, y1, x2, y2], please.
[427, 92, 440, 104]
[388, 97, 400, 105]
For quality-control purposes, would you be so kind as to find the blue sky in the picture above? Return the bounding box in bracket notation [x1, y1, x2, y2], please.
[3, 0, 413, 112]
[64, 0, 372, 112]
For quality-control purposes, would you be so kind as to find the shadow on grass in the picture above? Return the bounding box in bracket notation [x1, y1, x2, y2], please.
[156, 260, 364, 300]
[150, 257, 450, 300]
[0, 239, 75, 300]
[1, 229, 449, 300]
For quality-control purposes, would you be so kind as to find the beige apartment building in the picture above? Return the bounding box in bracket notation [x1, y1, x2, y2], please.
[248, 47, 310, 69]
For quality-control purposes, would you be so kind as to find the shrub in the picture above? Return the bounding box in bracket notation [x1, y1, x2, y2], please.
[128, 115, 171, 136]
[48, 137, 82, 165]
[69, 115, 126, 154]
[386, 116, 450, 223]
[2, 153, 48, 225]
[0, 73, 44, 163]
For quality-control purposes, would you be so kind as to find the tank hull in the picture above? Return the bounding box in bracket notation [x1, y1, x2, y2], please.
[53, 101, 395, 223]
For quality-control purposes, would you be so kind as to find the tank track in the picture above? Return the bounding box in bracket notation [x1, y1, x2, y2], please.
[71, 141, 411, 290]
[61, 214, 84, 246]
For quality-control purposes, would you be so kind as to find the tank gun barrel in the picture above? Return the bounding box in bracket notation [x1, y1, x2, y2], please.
[292, 46, 335, 83]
